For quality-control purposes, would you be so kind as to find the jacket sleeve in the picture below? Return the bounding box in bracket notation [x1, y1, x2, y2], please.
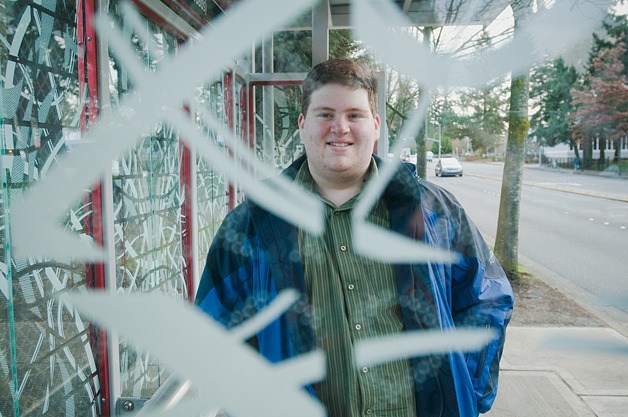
[194, 205, 258, 330]
[447, 194, 514, 413]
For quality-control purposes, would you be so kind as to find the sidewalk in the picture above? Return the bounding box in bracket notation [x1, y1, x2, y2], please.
[459, 161, 628, 415]
[486, 327, 628, 417]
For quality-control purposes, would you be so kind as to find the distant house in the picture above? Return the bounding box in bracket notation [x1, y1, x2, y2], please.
[540, 142, 573, 158]
[541, 137, 628, 160]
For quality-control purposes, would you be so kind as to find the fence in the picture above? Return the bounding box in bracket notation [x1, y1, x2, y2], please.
[540, 155, 626, 174]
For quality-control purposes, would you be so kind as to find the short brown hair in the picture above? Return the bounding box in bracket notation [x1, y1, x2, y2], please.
[300, 58, 378, 117]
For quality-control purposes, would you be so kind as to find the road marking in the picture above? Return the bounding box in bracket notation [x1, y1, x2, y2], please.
[539, 182, 584, 187]
[464, 173, 628, 203]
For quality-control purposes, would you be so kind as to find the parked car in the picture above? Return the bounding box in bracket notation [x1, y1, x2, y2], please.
[435, 157, 463, 177]
[426, 151, 434, 162]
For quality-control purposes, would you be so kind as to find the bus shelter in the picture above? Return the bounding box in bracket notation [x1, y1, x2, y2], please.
[1, 1, 514, 416]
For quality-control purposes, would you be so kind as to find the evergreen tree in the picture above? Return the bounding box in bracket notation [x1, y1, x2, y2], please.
[590, 12, 628, 79]
[428, 94, 465, 155]
[529, 58, 578, 148]
[273, 29, 368, 72]
[457, 80, 508, 156]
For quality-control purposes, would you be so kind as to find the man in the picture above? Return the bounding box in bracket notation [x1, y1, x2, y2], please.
[195, 58, 514, 417]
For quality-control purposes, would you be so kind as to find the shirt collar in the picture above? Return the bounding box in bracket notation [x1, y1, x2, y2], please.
[295, 157, 379, 209]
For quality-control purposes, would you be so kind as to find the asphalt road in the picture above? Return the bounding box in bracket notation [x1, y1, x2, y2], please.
[425, 160, 628, 317]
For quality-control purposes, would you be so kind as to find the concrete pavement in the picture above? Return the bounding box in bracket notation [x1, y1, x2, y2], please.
[431, 161, 628, 415]
[476, 165, 628, 416]
[486, 326, 628, 417]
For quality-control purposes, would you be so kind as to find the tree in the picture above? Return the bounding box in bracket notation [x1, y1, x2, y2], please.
[269, 29, 370, 161]
[273, 31, 311, 72]
[572, 38, 628, 164]
[273, 29, 366, 72]
[495, 0, 533, 280]
[431, 134, 453, 154]
[530, 58, 579, 152]
[428, 94, 464, 155]
[386, 72, 420, 148]
[456, 80, 508, 156]
[420, 28, 509, 159]
[590, 12, 628, 79]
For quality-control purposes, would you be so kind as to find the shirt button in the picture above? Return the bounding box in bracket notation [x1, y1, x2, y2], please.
[355, 324, 362, 331]
[362, 366, 369, 373]
[365, 409, 373, 415]
[340, 245, 347, 251]
[348, 283, 355, 290]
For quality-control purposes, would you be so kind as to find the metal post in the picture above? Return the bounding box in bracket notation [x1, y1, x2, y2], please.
[262, 38, 275, 166]
[438, 122, 442, 160]
[312, 0, 329, 66]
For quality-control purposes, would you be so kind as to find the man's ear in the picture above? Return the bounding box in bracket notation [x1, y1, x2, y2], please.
[374, 114, 381, 140]
[298, 113, 305, 130]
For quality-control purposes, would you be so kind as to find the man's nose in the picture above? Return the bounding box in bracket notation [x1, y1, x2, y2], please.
[331, 118, 349, 134]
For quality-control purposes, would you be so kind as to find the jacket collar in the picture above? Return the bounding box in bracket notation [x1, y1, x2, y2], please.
[282, 153, 422, 207]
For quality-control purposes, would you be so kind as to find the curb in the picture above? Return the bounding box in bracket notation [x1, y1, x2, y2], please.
[465, 172, 628, 203]
[517, 252, 628, 338]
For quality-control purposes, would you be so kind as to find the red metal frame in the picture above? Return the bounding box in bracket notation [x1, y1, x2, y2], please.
[180, 142, 194, 300]
[79, 0, 111, 415]
[77, 1, 202, 414]
[239, 84, 249, 151]
[223, 72, 237, 210]
[131, 0, 188, 40]
[161, 0, 208, 30]
[180, 102, 194, 301]
[131, 0, 194, 302]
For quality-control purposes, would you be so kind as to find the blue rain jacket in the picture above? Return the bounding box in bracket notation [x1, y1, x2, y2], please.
[196, 155, 514, 417]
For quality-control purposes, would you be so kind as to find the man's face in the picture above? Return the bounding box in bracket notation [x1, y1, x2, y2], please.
[298, 84, 380, 186]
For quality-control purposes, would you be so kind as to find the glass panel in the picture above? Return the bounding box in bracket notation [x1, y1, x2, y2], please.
[0, 0, 242, 409]
[194, 79, 230, 283]
[105, 5, 185, 399]
[0, 1, 102, 416]
[253, 84, 303, 171]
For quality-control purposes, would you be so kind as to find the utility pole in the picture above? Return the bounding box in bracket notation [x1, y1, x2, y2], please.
[438, 122, 442, 160]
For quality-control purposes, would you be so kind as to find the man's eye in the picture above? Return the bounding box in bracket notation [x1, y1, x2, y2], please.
[318, 113, 332, 118]
[349, 114, 362, 119]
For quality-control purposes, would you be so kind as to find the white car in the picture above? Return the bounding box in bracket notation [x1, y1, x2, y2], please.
[435, 157, 463, 177]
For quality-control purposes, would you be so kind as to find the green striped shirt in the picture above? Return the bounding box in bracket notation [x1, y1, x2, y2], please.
[296, 160, 416, 417]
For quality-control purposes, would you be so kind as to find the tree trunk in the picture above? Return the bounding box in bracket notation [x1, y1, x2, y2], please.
[415, 122, 427, 178]
[415, 27, 433, 179]
[599, 137, 606, 170]
[570, 139, 580, 159]
[494, 0, 532, 280]
[583, 136, 593, 169]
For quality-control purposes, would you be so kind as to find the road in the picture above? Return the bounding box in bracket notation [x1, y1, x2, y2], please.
[425, 160, 628, 318]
